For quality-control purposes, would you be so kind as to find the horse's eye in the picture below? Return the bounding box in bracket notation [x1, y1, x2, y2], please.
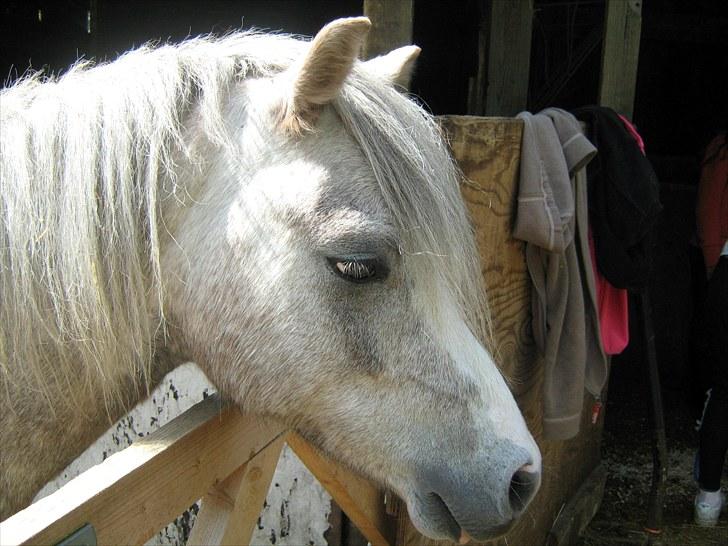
[328, 256, 386, 283]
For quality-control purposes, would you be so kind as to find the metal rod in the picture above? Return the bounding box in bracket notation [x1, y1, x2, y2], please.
[640, 290, 668, 542]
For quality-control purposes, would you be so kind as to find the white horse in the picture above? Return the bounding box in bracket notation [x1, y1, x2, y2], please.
[0, 17, 541, 541]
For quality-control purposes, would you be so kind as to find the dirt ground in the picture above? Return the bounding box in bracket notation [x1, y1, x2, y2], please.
[578, 362, 727, 545]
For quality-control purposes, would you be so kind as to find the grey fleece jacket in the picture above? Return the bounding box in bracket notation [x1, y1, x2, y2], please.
[514, 108, 608, 440]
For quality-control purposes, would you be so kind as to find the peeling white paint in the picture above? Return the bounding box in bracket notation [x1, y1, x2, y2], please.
[35, 363, 332, 545]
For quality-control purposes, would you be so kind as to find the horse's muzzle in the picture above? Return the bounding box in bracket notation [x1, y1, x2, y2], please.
[406, 442, 541, 541]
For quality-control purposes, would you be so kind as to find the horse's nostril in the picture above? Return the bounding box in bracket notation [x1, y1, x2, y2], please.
[508, 466, 540, 514]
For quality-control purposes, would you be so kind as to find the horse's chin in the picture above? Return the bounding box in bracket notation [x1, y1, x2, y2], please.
[462, 521, 516, 543]
[404, 491, 516, 543]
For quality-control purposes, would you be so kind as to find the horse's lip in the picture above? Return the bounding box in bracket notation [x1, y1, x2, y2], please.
[429, 491, 462, 540]
[426, 492, 517, 542]
[464, 520, 517, 541]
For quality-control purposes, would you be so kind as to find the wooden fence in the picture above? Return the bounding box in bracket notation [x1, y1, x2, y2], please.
[0, 394, 396, 546]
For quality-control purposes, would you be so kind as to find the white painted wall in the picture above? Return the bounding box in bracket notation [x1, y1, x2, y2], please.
[35, 363, 333, 545]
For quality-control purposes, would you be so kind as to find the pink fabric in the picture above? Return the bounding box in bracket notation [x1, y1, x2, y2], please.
[584, 114, 642, 355]
[619, 114, 645, 154]
[589, 228, 629, 354]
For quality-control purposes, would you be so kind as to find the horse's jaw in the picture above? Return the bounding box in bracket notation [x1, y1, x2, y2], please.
[374, 311, 542, 541]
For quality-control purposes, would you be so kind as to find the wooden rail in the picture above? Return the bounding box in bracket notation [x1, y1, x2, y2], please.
[0, 394, 394, 546]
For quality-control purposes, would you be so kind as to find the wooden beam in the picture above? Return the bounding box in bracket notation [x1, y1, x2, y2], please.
[363, 0, 414, 59]
[467, 3, 489, 116]
[483, 0, 534, 116]
[187, 436, 285, 546]
[286, 433, 395, 546]
[0, 396, 285, 546]
[599, 0, 643, 119]
[546, 464, 607, 546]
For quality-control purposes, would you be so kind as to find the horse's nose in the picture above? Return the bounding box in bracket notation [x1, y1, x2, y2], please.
[508, 463, 541, 514]
[411, 443, 542, 541]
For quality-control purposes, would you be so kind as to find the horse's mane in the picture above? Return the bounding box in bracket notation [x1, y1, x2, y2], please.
[0, 31, 490, 414]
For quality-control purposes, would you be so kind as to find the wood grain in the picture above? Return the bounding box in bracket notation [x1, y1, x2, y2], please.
[187, 436, 285, 546]
[396, 116, 604, 546]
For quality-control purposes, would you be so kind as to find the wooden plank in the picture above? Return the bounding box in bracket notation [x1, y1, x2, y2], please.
[396, 117, 604, 545]
[598, 0, 643, 119]
[483, 0, 534, 116]
[546, 464, 607, 546]
[187, 436, 285, 546]
[286, 433, 395, 546]
[0, 395, 286, 546]
[363, 0, 414, 59]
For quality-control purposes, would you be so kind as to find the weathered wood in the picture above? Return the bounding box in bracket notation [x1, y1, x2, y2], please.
[546, 464, 607, 546]
[286, 433, 395, 546]
[0, 395, 286, 546]
[363, 0, 414, 59]
[187, 436, 285, 546]
[483, 0, 534, 116]
[467, 3, 490, 116]
[396, 116, 605, 545]
[599, 0, 643, 119]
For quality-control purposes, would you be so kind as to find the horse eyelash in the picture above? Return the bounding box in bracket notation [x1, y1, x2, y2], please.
[335, 260, 373, 279]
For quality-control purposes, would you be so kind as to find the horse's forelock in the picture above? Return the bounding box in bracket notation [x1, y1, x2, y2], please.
[334, 70, 493, 348]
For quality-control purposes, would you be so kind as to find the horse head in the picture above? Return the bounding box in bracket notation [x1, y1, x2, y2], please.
[159, 17, 541, 542]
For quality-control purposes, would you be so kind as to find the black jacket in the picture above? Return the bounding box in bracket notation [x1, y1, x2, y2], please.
[573, 106, 662, 289]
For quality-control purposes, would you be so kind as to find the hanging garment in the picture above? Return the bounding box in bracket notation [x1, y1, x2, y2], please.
[583, 113, 650, 356]
[573, 106, 662, 290]
[696, 133, 728, 275]
[589, 227, 629, 354]
[514, 108, 607, 440]
[619, 114, 645, 154]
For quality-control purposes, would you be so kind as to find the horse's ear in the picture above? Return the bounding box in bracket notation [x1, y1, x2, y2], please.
[363, 45, 421, 91]
[281, 17, 371, 134]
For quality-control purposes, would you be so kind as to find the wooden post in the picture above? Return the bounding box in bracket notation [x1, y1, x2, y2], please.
[187, 437, 285, 546]
[467, 3, 489, 116]
[598, 0, 643, 119]
[362, 0, 414, 59]
[483, 0, 534, 116]
[287, 433, 395, 546]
